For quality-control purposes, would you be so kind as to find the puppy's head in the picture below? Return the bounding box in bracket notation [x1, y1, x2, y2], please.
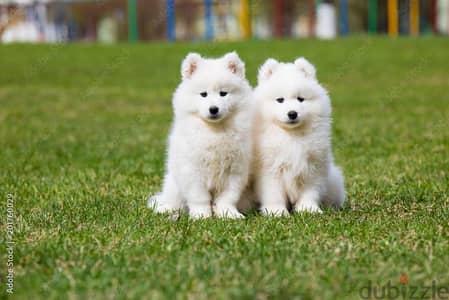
[255, 57, 331, 130]
[174, 52, 250, 124]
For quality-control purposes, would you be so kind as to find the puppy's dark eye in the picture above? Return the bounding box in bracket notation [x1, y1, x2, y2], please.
[219, 91, 228, 97]
[297, 97, 305, 102]
[200, 92, 208, 98]
[276, 98, 284, 103]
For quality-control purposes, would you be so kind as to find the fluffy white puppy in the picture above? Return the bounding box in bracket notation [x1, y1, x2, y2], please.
[148, 52, 252, 219]
[252, 57, 345, 215]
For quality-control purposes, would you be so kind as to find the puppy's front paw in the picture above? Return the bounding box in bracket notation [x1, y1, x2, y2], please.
[147, 194, 163, 211]
[189, 205, 213, 219]
[260, 206, 289, 217]
[147, 195, 178, 213]
[294, 202, 323, 214]
[214, 204, 244, 219]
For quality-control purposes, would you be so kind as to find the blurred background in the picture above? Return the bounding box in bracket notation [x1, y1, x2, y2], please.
[1, 0, 448, 43]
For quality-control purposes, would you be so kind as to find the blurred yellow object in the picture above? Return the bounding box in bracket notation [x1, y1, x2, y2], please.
[239, 0, 251, 39]
[410, 0, 420, 36]
[388, 0, 398, 37]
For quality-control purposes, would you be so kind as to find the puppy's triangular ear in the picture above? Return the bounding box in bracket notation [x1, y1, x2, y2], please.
[223, 51, 245, 78]
[181, 53, 202, 80]
[294, 57, 316, 79]
[258, 58, 279, 83]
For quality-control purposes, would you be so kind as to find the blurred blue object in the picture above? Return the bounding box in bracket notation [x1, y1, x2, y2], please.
[166, 0, 175, 41]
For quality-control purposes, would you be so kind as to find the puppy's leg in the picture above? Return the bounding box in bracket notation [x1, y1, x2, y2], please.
[322, 164, 345, 209]
[148, 173, 183, 213]
[185, 185, 212, 219]
[294, 186, 323, 213]
[258, 175, 289, 217]
[214, 175, 245, 219]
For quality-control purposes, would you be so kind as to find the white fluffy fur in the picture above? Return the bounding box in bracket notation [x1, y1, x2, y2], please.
[148, 52, 253, 219]
[252, 57, 345, 215]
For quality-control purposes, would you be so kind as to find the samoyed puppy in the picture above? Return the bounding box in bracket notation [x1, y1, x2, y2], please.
[252, 57, 345, 215]
[148, 52, 252, 219]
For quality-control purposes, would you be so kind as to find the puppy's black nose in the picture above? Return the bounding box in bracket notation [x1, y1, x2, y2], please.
[209, 106, 219, 115]
[288, 111, 298, 120]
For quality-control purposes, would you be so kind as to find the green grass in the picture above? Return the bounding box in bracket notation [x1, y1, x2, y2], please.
[1, 37, 448, 299]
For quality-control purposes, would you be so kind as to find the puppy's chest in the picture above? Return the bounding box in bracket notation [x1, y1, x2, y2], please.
[263, 138, 321, 181]
[193, 130, 243, 170]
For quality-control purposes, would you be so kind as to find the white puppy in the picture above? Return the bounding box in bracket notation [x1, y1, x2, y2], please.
[148, 52, 252, 219]
[252, 57, 345, 215]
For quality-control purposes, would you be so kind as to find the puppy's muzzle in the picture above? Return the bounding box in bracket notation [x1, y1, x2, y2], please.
[287, 110, 298, 121]
[209, 106, 219, 115]
[208, 106, 220, 119]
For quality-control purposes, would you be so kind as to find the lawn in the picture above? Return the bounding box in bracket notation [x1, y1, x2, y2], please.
[1, 37, 448, 299]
